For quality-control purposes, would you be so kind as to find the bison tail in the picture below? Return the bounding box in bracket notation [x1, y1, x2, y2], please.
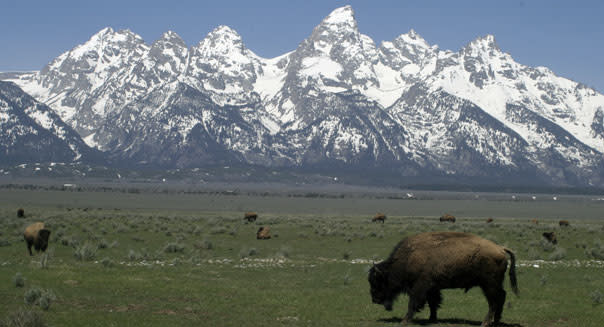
[504, 248, 519, 296]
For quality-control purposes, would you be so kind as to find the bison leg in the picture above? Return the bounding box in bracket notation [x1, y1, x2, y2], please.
[402, 291, 427, 324]
[481, 286, 505, 327]
[493, 289, 506, 323]
[427, 289, 442, 322]
[26, 242, 33, 256]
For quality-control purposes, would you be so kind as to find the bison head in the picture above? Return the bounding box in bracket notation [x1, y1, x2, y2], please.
[368, 263, 394, 311]
[38, 229, 51, 251]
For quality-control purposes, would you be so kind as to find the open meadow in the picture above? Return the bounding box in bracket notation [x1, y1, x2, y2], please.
[1, 187, 603, 326]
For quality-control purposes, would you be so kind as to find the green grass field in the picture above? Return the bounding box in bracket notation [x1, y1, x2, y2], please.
[1, 188, 603, 326]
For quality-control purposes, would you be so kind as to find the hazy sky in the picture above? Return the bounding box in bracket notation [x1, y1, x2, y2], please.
[2, 0, 602, 92]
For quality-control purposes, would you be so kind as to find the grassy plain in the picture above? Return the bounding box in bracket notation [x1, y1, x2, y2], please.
[0, 188, 603, 326]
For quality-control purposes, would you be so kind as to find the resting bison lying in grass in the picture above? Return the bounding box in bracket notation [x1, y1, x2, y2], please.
[372, 213, 386, 223]
[23, 222, 51, 256]
[256, 226, 271, 240]
[368, 232, 518, 327]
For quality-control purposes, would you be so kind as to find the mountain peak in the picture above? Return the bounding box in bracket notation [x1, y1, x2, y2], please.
[465, 34, 500, 52]
[157, 30, 186, 47]
[196, 25, 245, 52]
[322, 5, 356, 26]
[207, 25, 242, 40]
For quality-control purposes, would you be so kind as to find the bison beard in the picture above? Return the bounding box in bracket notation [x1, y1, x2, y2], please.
[368, 232, 518, 327]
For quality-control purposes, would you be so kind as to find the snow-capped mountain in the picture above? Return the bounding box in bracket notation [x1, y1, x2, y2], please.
[3, 5, 604, 186]
[0, 81, 100, 164]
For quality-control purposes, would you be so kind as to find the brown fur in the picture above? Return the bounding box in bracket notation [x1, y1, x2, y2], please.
[23, 222, 51, 256]
[542, 232, 557, 244]
[368, 232, 518, 327]
[256, 226, 271, 240]
[372, 213, 386, 223]
[486, 218, 494, 223]
[531, 219, 539, 225]
[559, 220, 570, 227]
[439, 214, 456, 223]
[244, 212, 258, 222]
[17, 208, 25, 218]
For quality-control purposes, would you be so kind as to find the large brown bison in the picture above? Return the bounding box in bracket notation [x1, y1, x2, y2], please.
[542, 232, 557, 244]
[559, 220, 570, 227]
[368, 232, 518, 327]
[439, 213, 456, 223]
[256, 226, 271, 240]
[244, 212, 258, 222]
[23, 222, 51, 256]
[372, 213, 386, 223]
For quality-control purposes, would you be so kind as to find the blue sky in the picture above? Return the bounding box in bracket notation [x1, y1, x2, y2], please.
[2, 0, 603, 92]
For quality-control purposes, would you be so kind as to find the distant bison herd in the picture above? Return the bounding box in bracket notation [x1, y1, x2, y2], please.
[12, 206, 584, 326]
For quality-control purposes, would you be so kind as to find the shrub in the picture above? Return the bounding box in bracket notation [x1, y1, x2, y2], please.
[97, 239, 109, 249]
[548, 247, 567, 261]
[239, 247, 257, 258]
[163, 242, 185, 254]
[342, 251, 351, 260]
[277, 246, 290, 258]
[0, 308, 47, 327]
[13, 273, 25, 288]
[24, 288, 42, 305]
[74, 242, 97, 261]
[38, 291, 55, 311]
[39, 252, 50, 269]
[127, 249, 142, 262]
[590, 290, 603, 306]
[101, 257, 114, 268]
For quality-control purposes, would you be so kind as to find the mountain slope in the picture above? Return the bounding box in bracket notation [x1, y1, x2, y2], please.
[0, 81, 100, 164]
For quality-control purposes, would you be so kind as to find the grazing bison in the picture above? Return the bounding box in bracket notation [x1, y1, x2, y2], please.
[372, 213, 387, 223]
[439, 214, 456, 223]
[542, 232, 557, 244]
[23, 222, 51, 256]
[17, 208, 25, 218]
[244, 212, 258, 222]
[486, 218, 494, 223]
[368, 232, 518, 327]
[256, 226, 271, 240]
[559, 220, 570, 227]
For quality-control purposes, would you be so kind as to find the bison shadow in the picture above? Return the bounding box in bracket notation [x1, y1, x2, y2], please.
[377, 317, 523, 327]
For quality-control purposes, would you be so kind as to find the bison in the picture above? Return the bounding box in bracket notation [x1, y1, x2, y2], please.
[17, 208, 25, 218]
[256, 226, 271, 240]
[23, 222, 51, 256]
[244, 212, 258, 222]
[542, 232, 557, 244]
[559, 220, 570, 227]
[486, 218, 494, 223]
[368, 232, 518, 327]
[439, 213, 456, 223]
[372, 213, 386, 223]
